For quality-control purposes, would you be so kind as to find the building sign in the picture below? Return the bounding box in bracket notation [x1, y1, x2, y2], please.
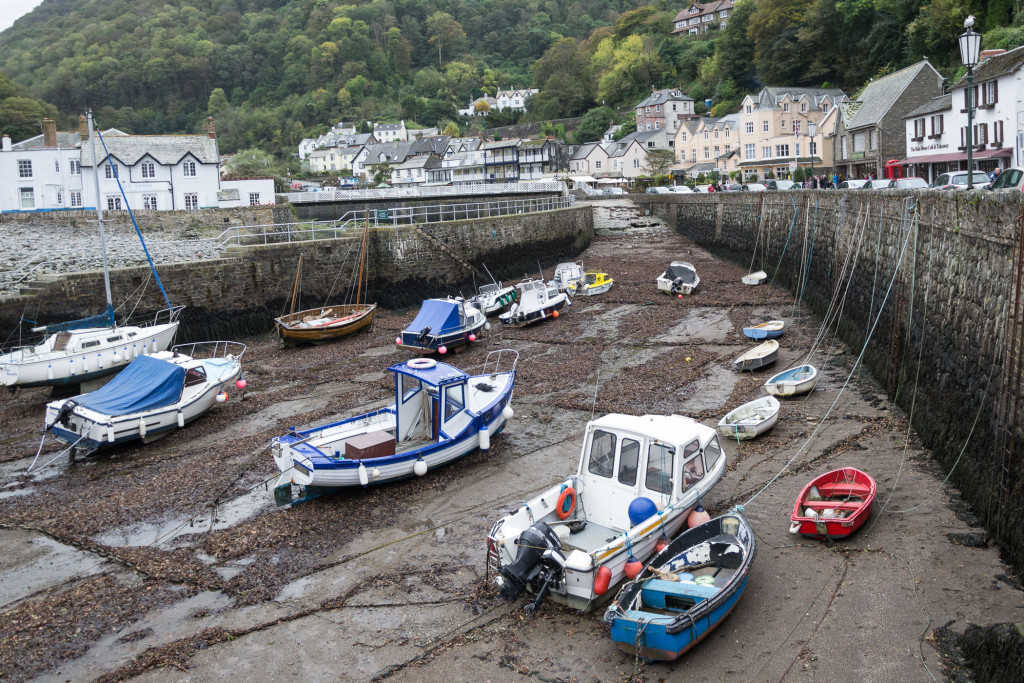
[910, 143, 949, 152]
[851, 152, 865, 160]
[376, 209, 389, 220]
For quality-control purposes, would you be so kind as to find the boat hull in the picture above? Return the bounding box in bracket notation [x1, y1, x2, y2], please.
[275, 305, 375, 346]
[742, 271, 767, 286]
[765, 365, 818, 396]
[717, 396, 780, 440]
[790, 467, 876, 540]
[733, 341, 779, 371]
[742, 321, 785, 340]
[1, 322, 180, 388]
[499, 297, 567, 327]
[399, 317, 486, 353]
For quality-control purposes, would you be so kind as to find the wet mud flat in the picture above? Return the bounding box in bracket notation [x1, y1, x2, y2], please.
[0, 202, 1021, 682]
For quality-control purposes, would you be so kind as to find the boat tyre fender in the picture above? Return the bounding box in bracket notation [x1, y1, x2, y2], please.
[407, 358, 437, 370]
[556, 487, 576, 520]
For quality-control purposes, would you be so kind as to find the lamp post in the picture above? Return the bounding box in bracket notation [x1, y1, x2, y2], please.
[959, 18, 982, 189]
[808, 122, 818, 186]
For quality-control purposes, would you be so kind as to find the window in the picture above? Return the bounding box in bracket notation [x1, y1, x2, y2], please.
[762, 120, 769, 133]
[184, 193, 199, 210]
[617, 438, 640, 485]
[444, 385, 464, 422]
[106, 196, 121, 210]
[18, 160, 32, 178]
[587, 429, 616, 478]
[994, 120, 1004, 145]
[56, 190, 62, 205]
[703, 131, 709, 140]
[801, 102, 807, 113]
[105, 163, 118, 179]
[775, 144, 790, 157]
[633, 158, 639, 168]
[781, 119, 786, 129]
[646, 123, 651, 131]
[703, 436, 722, 470]
[784, 103, 790, 113]
[980, 80, 998, 106]
[654, 121, 660, 130]
[810, 141, 817, 156]
[930, 115, 944, 137]
[141, 162, 155, 178]
[714, 146, 720, 157]
[19, 188, 34, 209]
[645, 443, 674, 495]
[680, 132, 687, 142]
[249, 192, 262, 205]
[595, 160, 602, 169]
[54, 159, 60, 172]
[976, 122, 989, 145]
[795, 143, 801, 156]
[762, 146, 772, 159]
[913, 118, 925, 140]
[745, 122, 753, 134]
[70, 191, 82, 207]
[70, 160, 80, 175]
[745, 105, 752, 114]
[704, 147, 710, 159]
[655, 105, 660, 112]
[682, 441, 705, 489]
[183, 160, 197, 177]
[143, 195, 157, 210]
[714, 129, 719, 139]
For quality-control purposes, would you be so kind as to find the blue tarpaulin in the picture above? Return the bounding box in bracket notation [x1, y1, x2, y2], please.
[77, 355, 185, 416]
[402, 300, 461, 342]
[41, 304, 116, 334]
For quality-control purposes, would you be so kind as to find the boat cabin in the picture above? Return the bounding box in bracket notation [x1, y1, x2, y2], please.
[391, 361, 473, 444]
[552, 261, 584, 290]
[516, 279, 559, 308]
[576, 414, 723, 534]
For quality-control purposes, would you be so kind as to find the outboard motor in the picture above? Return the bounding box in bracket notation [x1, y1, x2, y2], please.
[416, 326, 432, 343]
[45, 399, 78, 432]
[670, 277, 686, 294]
[497, 522, 566, 614]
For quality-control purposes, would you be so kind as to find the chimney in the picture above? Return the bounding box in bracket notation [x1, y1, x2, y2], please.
[2, 135, 11, 152]
[206, 116, 216, 139]
[79, 115, 88, 138]
[42, 118, 57, 147]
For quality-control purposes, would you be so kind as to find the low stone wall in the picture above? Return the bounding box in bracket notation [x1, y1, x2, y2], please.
[0, 204, 292, 233]
[0, 206, 593, 342]
[636, 190, 1024, 571]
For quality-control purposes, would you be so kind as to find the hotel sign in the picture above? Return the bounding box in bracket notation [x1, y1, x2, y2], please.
[910, 142, 949, 152]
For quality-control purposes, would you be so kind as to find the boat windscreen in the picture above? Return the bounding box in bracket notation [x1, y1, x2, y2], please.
[665, 264, 696, 283]
[479, 284, 499, 294]
[75, 355, 185, 415]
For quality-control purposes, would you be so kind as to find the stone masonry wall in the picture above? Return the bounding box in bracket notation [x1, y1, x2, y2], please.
[0, 206, 592, 343]
[636, 190, 1024, 572]
[0, 205, 292, 232]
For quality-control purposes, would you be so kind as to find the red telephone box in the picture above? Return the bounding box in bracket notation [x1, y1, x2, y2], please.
[885, 159, 903, 179]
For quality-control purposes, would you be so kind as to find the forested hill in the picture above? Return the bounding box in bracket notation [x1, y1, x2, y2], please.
[0, 0, 1021, 154]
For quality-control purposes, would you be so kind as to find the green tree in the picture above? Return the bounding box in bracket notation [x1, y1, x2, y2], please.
[573, 105, 617, 144]
[442, 120, 460, 136]
[644, 149, 676, 176]
[426, 12, 467, 68]
[225, 147, 281, 177]
[370, 161, 394, 185]
[207, 88, 229, 115]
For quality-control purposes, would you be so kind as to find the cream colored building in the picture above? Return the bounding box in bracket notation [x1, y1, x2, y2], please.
[674, 114, 739, 179]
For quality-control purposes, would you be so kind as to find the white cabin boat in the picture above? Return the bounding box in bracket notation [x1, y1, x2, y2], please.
[45, 342, 245, 458]
[551, 261, 584, 292]
[657, 262, 699, 295]
[469, 282, 517, 316]
[488, 413, 727, 612]
[717, 395, 780, 440]
[499, 279, 568, 327]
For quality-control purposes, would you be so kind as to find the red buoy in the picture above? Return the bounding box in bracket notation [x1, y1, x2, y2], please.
[624, 555, 643, 579]
[594, 566, 612, 595]
[655, 536, 669, 553]
[552, 310, 559, 318]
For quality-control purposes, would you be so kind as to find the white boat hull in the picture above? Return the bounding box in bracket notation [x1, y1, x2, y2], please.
[742, 270, 768, 286]
[1, 322, 180, 388]
[718, 396, 780, 440]
[765, 365, 819, 396]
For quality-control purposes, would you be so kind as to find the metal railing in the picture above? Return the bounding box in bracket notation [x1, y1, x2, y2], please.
[284, 181, 566, 203]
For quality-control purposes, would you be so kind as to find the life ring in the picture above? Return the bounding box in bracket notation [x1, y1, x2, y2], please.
[556, 487, 577, 520]
[407, 358, 437, 369]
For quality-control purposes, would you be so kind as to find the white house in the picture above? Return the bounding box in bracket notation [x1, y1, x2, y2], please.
[0, 119, 84, 212]
[569, 143, 611, 176]
[374, 121, 408, 142]
[494, 88, 538, 112]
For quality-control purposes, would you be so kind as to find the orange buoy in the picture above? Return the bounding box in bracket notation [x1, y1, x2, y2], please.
[624, 555, 643, 579]
[594, 566, 612, 595]
[688, 503, 711, 528]
[556, 487, 576, 520]
[552, 309, 559, 318]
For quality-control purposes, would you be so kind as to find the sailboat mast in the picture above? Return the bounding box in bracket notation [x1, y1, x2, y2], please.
[289, 254, 303, 315]
[356, 210, 369, 306]
[86, 111, 114, 317]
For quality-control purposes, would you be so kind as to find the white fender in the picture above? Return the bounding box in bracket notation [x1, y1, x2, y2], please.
[413, 458, 427, 476]
[502, 405, 514, 420]
[371, 467, 381, 480]
[479, 424, 490, 451]
[177, 410, 185, 428]
[358, 463, 369, 487]
[106, 423, 115, 443]
[47, 365, 54, 381]
[138, 418, 147, 438]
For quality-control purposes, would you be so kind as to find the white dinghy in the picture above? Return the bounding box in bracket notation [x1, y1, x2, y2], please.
[717, 395, 780, 440]
[742, 270, 768, 286]
[764, 364, 819, 397]
[657, 262, 700, 295]
[733, 339, 779, 371]
[44, 342, 245, 458]
[488, 413, 727, 612]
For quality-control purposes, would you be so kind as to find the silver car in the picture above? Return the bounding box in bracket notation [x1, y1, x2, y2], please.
[929, 171, 990, 189]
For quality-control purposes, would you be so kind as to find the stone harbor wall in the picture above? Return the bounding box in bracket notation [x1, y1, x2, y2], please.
[0, 204, 291, 232]
[0, 206, 593, 343]
[636, 190, 1024, 571]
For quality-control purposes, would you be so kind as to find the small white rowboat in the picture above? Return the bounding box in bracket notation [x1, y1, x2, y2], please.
[718, 395, 780, 440]
[742, 270, 767, 286]
[733, 340, 779, 371]
[764, 364, 819, 396]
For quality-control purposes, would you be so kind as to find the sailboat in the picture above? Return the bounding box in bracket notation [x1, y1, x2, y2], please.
[274, 212, 376, 347]
[0, 112, 183, 390]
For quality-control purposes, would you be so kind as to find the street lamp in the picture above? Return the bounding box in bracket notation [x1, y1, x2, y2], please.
[807, 122, 818, 186]
[959, 17, 982, 188]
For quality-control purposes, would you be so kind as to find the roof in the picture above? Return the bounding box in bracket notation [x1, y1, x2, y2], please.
[374, 122, 405, 131]
[615, 130, 662, 146]
[957, 44, 1024, 86]
[388, 358, 467, 388]
[845, 61, 939, 130]
[756, 87, 846, 112]
[396, 155, 440, 170]
[636, 88, 694, 108]
[571, 142, 599, 160]
[80, 133, 219, 167]
[10, 131, 83, 150]
[672, 1, 735, 22]
[410, 135, 450, 156]
[588, 413, 714, 447]
[905, 94, 952, 118]
[363, 141, 417, 164]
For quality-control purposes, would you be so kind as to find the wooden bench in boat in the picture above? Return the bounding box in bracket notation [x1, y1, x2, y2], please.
[641, 579, 720, 609]
[816, 482, 871, 499]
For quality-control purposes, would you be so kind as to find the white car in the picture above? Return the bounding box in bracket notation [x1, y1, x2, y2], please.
[667, 185, 694, 194]
[645, 186, 670, 194]
[744, 183, 767, 192]
[838, 179, 869, 190]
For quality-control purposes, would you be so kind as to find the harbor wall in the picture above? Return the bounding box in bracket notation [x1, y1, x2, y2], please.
[0, 204, 292, 232]
[636, 190, 1024, 572]
[0, 206, 592, 343]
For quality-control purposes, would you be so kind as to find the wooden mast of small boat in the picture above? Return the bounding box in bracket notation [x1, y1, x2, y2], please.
[86, 111, 115, 322]
[288, 254, 303, 316]
[356, 210, 370, 306]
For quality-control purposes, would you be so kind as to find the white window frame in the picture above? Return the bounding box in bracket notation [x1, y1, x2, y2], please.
[143, 194, 157, 210]
[106, 195, 122, 210]
[183, 160, 197, 177]
[762, 120, 769, 133]
[18, 160, 32, 178]
[70, 190, 82, 207]
[184, 193, 199, 210]
[19, 187, 34, 208]
[141, 162, 156, 178]
[70, 159, 80, 175]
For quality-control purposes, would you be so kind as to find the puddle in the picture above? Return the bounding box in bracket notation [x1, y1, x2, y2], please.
[653, 308, 734, 344]
[0, 487, 33, 500]
[0, 453, 70, 485]
[0, 532, 110, 609]
[214, 556, 255, 581]
[94, 487, 274, 548]
[277, 574, 317, 602]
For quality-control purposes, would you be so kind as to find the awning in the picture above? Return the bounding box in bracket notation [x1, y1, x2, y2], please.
[898, 147, 1012, 165]
[597, 177, 624, 184]
[569, 175, 597, 182]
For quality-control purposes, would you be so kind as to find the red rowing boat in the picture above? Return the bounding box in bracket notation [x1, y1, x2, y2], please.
[789, 467, 876, 540]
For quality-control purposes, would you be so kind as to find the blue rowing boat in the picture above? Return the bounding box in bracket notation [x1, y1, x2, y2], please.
[604, 512, 756, 661]
[742, 320, 785, 340]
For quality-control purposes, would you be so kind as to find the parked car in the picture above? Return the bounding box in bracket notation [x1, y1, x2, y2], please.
[929, 171, 991, 189]
[894, 177, 929, 189]
[744, 183, 768, 192]
[602, 187, 627, 195]
[721, 183, 745, 192]
[863, 178, 895, 189]
[990, 167, 1024, 192]
[837, 179, 869, 190]
[668, 185, 694, 194]
[694, 184, 713, 193]
[645, 186, 670, 194]
[765, 179, 797, 191]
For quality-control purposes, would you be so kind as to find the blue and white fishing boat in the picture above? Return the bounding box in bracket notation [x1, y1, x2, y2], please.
[272, 350, 517, 494]
[764, 364, 819, 396]
[44, 342, 245, 458]
[742, 320, 785, 340]
[499, 279, 568, 327]
[604, 512, 756, 660]
[397, 298, 487, 354]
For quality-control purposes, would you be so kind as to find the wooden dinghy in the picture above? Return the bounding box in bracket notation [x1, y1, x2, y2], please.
[742, 270, 767, 286]
[789, 467, 876, 540]
[733, 339, 779, 371]
[764, 364, 819, 397]
[743, 320, 785, 340]
[717, 395, 780, 440]
[604, 513, 756, 661]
